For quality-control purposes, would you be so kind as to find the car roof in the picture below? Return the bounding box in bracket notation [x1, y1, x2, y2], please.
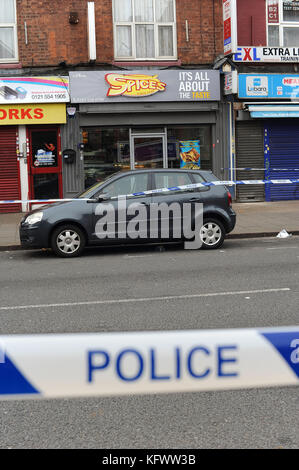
[111, 168, 213, 176]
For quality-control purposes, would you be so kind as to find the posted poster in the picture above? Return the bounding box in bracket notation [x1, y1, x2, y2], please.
[0, 77, 69, 104]
[180, 140, 200, 169]
[33, 149, 56, 167]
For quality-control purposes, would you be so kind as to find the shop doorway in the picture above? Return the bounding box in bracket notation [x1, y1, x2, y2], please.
[28, 127, 63, 206]
[130, 132, 167, 169]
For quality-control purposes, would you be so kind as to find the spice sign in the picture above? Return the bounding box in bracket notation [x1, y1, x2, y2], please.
[178, 71, 217, 100]
[105, 74, 166, 97]
[70, 70, 220, 102]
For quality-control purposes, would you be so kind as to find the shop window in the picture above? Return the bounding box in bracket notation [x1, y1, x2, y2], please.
[267, 0, 299, 46]
[82, 127, 130, 189]
[167, 126, 212, 171]
[0, 0, 18, 62]
[113, 0, 177, 60]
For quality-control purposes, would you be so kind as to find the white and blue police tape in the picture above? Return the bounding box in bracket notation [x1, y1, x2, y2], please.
[222, 168, 299, 171]
[0, 327, 298, 400]
[2, 178, 299, 205]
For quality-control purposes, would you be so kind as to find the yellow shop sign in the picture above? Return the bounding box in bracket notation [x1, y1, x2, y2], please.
[0, 103, 66, 125]
[105, 73, 166, 97]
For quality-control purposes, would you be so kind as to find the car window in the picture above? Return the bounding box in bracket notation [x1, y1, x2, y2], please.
[100, 173, 149, 198]
[191, 173, 205, 183]
[154, 172, 193, 191]
[78, 173, 118, 198]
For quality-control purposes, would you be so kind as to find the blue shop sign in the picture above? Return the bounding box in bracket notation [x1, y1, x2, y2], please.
[239, 74, 299, 99]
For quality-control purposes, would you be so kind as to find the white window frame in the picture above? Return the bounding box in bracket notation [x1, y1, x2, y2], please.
[0, 0, 18, 63]
[113, 0, 177, 61]
[266, 0, 299, 46]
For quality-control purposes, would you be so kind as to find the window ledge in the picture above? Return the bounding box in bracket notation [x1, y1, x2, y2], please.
[0, 62, 22, 69]
[112, 59, 181, 67]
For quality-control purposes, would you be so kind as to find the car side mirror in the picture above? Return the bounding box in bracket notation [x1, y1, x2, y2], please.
[86, 193, 110, 203]
[97, 193, 110, 202]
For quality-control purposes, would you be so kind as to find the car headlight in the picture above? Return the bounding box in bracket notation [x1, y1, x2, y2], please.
[25, 211, 43, 225]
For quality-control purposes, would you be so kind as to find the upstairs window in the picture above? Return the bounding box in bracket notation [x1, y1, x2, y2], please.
[0, 0, 18, 62]
[267, 0, 299, 46]
[113, 0, 177, 60]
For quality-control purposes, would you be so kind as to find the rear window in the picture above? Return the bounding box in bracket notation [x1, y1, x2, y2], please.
[154, 172, 193, 190]
[190, 173, 205, 183]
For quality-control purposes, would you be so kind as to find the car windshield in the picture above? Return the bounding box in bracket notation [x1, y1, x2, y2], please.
[77, 173, 118, 198]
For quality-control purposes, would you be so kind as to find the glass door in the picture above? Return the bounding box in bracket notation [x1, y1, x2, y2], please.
[131, 133, 167, 169]
[28, 127, 63, 204]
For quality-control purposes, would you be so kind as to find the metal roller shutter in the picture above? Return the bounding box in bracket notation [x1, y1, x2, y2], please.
[265, 120, 299, 201]
[236, 121, 265, 202]
[0, 127, 21, 213]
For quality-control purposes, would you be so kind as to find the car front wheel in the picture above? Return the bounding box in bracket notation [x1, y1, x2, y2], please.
[199, 218, 225, 250]
[51, 224, 86, 257]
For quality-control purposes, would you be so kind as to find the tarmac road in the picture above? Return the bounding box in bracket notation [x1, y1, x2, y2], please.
[0, 237, 298, 449]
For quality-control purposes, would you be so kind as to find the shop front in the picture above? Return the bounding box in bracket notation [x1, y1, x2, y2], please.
[68, 70, 226, 192]
[236, 73, 299, 202]
[81, 125, 213, 189]
[0, 76, 69, 212]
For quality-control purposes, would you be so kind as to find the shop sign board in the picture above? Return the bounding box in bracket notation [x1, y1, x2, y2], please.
[239, 74, 299, 99]
[224, 71, 238, 95]
[268, 0, 279, 23]
[0, 77, 69, 104]
[234, 46, 299, 62]
[223, 0, 237, 54]
[69, 70, 220, 103]
[0, 104, 66, 125]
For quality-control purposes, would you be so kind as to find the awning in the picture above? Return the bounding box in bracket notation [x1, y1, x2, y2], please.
[248, 105, 299, 118]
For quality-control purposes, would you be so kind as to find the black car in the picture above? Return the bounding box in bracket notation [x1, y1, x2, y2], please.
[20, 169, 236, 257]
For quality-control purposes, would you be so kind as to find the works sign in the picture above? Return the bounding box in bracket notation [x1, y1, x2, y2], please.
[0, 104, 66, 125]
[234, 46, 299, 62]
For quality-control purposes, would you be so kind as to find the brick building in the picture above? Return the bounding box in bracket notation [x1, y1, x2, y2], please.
[227, 0, 299, 203]
[0, 0, 231, 211]
[14, 0, 224, 68]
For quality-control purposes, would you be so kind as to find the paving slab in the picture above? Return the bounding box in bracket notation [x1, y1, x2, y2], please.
[0, 201, 299, 248]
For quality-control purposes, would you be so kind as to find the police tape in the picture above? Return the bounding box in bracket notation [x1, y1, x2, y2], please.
[2, 178, 299, 205]
[222, 168, 299, 171]
[0, 327, 298, 400]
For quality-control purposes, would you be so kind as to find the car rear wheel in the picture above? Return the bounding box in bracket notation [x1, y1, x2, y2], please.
[51, 224, 86, 257]
[199, 218, 225, 250]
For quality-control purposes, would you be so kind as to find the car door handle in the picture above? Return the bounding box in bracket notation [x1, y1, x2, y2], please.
[188, 197, 201, 202]
[138, 202, 149, 206]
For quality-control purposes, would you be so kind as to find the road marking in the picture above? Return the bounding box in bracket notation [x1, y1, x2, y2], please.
[0, 288, 290, 311]
[267, 247, 299, 250]
[124, 254, 153, 259]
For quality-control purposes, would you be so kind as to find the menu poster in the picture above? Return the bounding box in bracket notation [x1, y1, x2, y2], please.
[179, 140, 201, 169]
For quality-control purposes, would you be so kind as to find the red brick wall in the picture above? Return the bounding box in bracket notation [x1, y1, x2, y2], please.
[237, 0, 267, 46]
[17, 0, 114, 67]
[16, 0, 223, 68]
[176, 0, 223, 64]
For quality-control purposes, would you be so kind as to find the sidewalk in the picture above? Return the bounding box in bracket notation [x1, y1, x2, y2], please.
[0, 201, 299, 249]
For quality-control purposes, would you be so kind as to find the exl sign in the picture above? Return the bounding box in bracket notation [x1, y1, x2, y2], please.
[234, 46, 299, 62]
